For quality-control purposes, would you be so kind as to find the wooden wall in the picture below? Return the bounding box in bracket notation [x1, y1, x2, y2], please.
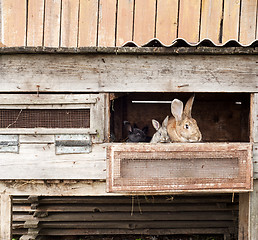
[1, 0, 258, 47]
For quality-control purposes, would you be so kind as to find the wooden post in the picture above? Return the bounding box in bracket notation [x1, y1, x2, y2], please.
[250, 93, 258, 239]
[0, 194, 12, 240]
[239, 193, 250, 239]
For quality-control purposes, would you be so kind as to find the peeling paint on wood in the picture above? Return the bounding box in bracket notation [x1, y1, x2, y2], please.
[107, 143, 253, 193]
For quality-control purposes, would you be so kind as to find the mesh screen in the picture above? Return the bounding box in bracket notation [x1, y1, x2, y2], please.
[0, 109, 90, 128]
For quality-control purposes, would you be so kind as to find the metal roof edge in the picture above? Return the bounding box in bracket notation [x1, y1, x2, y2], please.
[122, 38, 258, 48]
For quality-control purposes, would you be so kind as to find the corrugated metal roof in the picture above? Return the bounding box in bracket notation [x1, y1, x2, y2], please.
[123, 38, 258, 48]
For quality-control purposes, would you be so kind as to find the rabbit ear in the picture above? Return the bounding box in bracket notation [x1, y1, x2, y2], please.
[184, 95, 195, 118]
[152, 119, 160, 131]
[162, 116, 169, 127]
[171, 99, 183, 121]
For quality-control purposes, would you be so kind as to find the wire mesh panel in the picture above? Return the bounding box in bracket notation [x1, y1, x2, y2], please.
[107, 143, 253, 193]
[0, 109, 90, 128]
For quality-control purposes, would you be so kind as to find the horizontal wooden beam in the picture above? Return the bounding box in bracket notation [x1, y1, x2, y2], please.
[0, 46, 258, 55]
[1, 53, 257, 93]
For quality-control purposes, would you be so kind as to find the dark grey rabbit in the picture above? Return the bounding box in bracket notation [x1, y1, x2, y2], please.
[124, 121, 150, 142]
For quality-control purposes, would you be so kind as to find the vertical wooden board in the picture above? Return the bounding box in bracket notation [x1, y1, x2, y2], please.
[98, 0, 117, 47]
[239, 193, 250, 239]
[156, 0, 178, 45]
[239, 0, 257, 45]
[43, 0, 61, 47]
[27, 0, 45, 46]
[78, 0, 98, 47]
[200, 0, 223, 44]
[0, 195, 12, 240]
[178, 0, 201, 43]
[222, 0, 240, 43]
[253, 94, 258, 143]
[254, 144, 258, 179]
[1, 0, 26, 47]
[133, 0, 156, 46]
[0, 0, 2, 45]
[61, 0, 79, 47]
[250, 180, 258, 239]
[116, 0, 134, 46]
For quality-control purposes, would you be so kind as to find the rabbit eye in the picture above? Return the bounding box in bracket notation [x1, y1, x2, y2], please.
[184, 124, 189, 129]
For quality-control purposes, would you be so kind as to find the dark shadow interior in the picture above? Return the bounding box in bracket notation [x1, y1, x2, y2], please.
[110, 93, 250, 142]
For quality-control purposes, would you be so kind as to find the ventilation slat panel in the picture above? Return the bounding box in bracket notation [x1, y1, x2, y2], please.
[12, 195, 238, 237]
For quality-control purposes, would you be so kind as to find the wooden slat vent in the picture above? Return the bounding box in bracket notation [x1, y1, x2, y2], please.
[107, 143, 252, 193]
[12, 195, 238, 238]
[0, 109, 90, 128]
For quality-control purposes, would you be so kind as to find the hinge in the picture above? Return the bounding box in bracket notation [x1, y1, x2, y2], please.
[0, 135, 19, 153]
[55, 134, 92, 155]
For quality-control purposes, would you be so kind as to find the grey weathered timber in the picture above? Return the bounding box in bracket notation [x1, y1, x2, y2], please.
[0, 142, 106, 180]
[0, 194, 12, 240]
[253, 94, 258, 142]
[239, 193, 250, 240]
[0, 54, 257, 93]
[254, 143, 258, 179]
[0, 180, 111, 196]
[0, 46, 258, 55]
[250, 180, 258, 240]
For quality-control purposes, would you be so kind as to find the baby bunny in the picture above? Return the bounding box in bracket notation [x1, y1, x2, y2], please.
[124, 121, 150, 142]
[167, 95, 202, 142]
[150, 116, 170, 143]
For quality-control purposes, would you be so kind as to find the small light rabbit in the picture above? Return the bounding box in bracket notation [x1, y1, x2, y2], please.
[124, 121, 150, 142]
[150, 116, 170, 143]
[167, 95, 202, 142]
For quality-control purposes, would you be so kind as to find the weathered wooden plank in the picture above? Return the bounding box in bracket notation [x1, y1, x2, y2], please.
[78, 0, 98, 47]
[27, 0, 45, 46]
[108, 143, 253, 193]
[252, 93, 258, 143]
[239, 0, 257, 45]
[15, 211, 235, 221]
[43, 0, 61, 47]
[0, 194, 12, 240]
[239, 193, 250, 239]
[37, 228, 232, 235]
[178, 0, 201, 43]
[39, 220, 235, 229]
[253, 143, 258, 179]
[156, 0, 178, 45]
[0, 94, 97, 105]
[31, 195, 240, 204]
[34, 203, 237, 212]
[250, 180, 258, 239]
[116, 0, 134, 46]
[1, 0, 26, 47]
[200, 0, 223, 44]
[97, 0, 117, 47]
[222, 0, 240, 42]
[133, 0, 156, 45]
[0, 143, 106, 180]
[0, 54, 257, 93]
[60, 0, 79, 47]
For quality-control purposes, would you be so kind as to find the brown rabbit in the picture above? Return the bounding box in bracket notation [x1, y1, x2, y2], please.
[167, 95, 202, 142]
